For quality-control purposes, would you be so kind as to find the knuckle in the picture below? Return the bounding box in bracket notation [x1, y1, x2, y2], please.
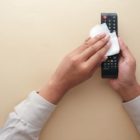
[84, 40, 89, 46]
[65, 55, 71, 61]
[97, 51, 104, 59]
[98, 39, 106, 46]
[127, 57, 136, 66]
[85, 37, 90, 42]
[84, 37, 91, 44]
[94, 42, 103, 50]
[70, 56, 79, 65]
[124, 45, 128, 50]
[90, 45, 95, 51]
[101, 38, 106, 43]
[94, 35, 101, 41]
[80, 64, 88, 74]
[131, 58, 136, 65]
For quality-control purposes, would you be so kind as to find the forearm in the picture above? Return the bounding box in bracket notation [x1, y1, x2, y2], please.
[38, 79, 68, 104]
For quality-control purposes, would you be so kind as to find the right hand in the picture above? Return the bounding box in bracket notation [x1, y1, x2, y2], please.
[39, 33, 110, 104]
[109, 37, 140, 102]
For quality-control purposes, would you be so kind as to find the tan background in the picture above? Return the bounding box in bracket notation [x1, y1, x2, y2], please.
[0, 0, 140, 140]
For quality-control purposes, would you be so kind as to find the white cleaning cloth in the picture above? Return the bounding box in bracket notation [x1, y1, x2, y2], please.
[90, 23, 120, 56]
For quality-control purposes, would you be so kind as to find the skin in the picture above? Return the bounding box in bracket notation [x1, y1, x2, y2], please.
[38, 34, 140, 104]
[109, 37, 140, 102]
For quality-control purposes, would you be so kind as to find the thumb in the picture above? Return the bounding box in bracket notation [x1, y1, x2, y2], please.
[118, 37, 134, 59]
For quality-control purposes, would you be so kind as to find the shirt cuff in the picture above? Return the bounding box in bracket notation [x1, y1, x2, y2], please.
[15, 91, 56, 128]
[123, 96, 140, 132]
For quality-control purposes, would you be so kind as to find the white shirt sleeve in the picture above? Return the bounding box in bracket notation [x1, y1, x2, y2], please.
[123, 96, 140, 133]
[0, 91, 56, 140]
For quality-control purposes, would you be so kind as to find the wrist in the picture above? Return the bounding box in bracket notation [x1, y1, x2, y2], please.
[117, 82, 140, 102]
[38, 79, 68, 104]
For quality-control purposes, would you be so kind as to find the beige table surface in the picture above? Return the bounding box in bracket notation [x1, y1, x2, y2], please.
[0, 0, 140, 140]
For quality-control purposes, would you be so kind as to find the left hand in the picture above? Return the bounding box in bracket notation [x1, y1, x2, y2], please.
[109, 37, 140, 102]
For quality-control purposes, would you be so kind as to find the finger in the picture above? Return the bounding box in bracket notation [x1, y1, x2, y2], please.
[88, 56, 107, 74]
[86, 43, 110, 70]
[67, 37, 90, 57]
[85, 37, 91, 42]
[71, 37, 91, 54]
[118, 37, 133, 59]
[86, 33, 106, 46]
[79, 35, 110, 60]
[101, 56, 108, 62]
[73, 33, 107, 55]
[89, 56, 108, 75]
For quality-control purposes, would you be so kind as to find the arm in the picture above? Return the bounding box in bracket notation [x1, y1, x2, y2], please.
[0, 33, 111, 140]
[109, 37, 140, 132]
[0, 91, 56, 140]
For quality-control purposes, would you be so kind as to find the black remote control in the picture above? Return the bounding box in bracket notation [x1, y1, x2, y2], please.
[101, 13, 119, 78]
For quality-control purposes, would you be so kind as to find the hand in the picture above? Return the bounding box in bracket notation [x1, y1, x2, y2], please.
[39, 33, 110, 104]
[109, 37, 140, 102]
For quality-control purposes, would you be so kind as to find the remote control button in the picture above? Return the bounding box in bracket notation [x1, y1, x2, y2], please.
[104, 67, 109, 70]
[113, 56, 117, 59]
[103, 16, 107, 19]
[113, 16, 116, 19]
[111, 66, 114, 68]
[103, 64, 107, 67]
